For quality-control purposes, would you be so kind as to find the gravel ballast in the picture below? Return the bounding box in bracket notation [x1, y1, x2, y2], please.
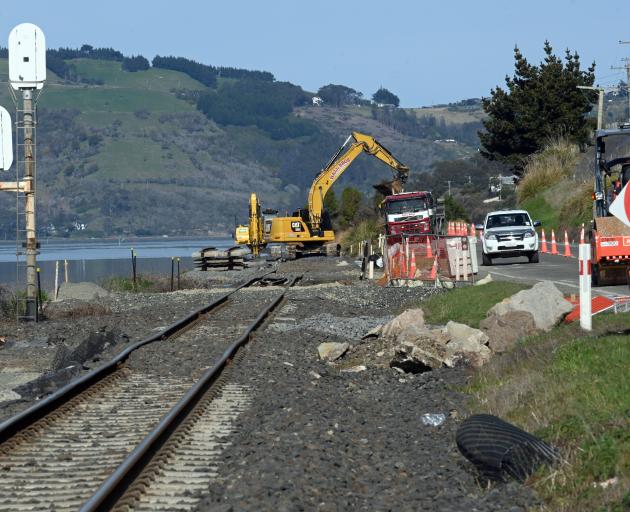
[1, 256, 538, 510]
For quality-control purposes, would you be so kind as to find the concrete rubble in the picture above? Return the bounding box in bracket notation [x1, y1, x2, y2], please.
[317, 342, 349, 362]
[362, 310, 492, 372]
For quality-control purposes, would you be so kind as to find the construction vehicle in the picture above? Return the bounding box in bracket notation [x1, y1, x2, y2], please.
[382, 190, 445, 245]
[591, 126, 630, 285]
[264, 131, 409, 258]
[234, 193, 265, 256]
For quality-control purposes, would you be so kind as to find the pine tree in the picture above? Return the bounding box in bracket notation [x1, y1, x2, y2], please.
[479, 42, 596, 173]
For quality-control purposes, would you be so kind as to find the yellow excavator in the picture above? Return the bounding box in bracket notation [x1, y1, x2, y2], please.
[236, 131, 409, 258]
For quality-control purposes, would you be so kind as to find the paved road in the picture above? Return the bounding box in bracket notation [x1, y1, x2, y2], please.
[475, 250, 628, 298]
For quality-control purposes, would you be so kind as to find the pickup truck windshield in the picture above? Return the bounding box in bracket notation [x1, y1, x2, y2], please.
[386, 198, 428, 214]
[486, 213, 531, 229]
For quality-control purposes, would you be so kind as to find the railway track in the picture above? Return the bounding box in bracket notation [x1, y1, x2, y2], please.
[0, 273, 298, 511]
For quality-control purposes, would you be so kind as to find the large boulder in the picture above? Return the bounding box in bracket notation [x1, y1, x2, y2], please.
[487, 281, 573, 331]
[56, 282, 109, 301]
[480, 311, 539, 353]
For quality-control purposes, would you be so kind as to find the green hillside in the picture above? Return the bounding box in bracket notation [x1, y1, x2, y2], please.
[0, 57, 477, 238]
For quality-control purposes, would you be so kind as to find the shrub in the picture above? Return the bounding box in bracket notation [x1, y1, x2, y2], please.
[517, 138, 579, 202]
[559, 181, 592, 227]
[342, 218, 383, 250]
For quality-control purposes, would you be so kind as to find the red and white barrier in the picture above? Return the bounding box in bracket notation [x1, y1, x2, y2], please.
[579, 243, 592, 331]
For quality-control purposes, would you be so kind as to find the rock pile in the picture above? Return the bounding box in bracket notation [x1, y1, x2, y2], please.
[334, 280, 572, 372]
[363, 309, 491, 372]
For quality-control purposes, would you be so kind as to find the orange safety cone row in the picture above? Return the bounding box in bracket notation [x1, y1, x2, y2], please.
[408, 249, 417, 279]
[540, 229, 548, 253]
[563, 230, 573, 257]
[550, 229, 559, 255]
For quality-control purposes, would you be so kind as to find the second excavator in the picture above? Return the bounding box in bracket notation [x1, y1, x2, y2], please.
[238, 131, 410, 258]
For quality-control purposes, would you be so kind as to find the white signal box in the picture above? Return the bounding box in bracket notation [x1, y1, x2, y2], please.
[8, 23, 46, 90]
[0, 107, 13, 171]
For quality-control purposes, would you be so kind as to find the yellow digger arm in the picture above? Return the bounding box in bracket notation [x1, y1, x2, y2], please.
[307, 131, 409, 231]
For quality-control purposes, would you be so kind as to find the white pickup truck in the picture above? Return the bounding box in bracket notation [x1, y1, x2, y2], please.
[476, 209, 541, 265]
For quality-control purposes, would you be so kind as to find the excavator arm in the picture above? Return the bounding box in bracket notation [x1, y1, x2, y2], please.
[307, 131, 409, 233]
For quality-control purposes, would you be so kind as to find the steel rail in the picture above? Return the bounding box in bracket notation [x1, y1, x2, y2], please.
[81, 275, 299, 511]
[0, 272, 274, 444]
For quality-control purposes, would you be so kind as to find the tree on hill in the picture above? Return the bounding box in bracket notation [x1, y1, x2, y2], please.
[444, 194, 469, 222]
[122, 55, 150, 72]
[372, 87, 400, 107]
[152, 55, 217, 88]
[197, 79, 316, 140]
[317, 84, 363, 107]
[479, 41, 596, 173]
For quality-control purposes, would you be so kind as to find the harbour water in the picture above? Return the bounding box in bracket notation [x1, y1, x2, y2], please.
[0, 237, 233, 292]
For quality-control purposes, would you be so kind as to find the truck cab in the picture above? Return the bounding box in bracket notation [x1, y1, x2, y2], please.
[383, 191, 441, 243]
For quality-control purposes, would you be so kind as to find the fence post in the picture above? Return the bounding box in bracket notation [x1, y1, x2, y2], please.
[54, 260, 59, 300]
[579, 244, 592, 331]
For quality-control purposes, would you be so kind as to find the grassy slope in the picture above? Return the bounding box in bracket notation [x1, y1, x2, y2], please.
[0, 58, 477, 236]
[421, 284, 630, 510]
[421, 281, 528, 327]
[69, 59, 207, 91]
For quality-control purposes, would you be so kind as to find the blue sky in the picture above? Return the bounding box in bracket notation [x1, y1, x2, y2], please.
[1, 0, 629, 107]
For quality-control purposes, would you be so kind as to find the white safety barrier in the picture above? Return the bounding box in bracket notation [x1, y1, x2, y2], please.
[578, 243, 592, 331]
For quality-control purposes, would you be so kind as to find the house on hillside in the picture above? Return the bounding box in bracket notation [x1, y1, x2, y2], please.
[312, 96, 323, 106]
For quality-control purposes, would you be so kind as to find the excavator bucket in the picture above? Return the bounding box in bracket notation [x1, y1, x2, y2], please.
[373, 178, 404, 196]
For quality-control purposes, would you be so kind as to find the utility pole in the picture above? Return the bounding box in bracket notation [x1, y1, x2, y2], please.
[577, 85, 605, 130]
[446, 180, 452, 196]
[615, 40, 630, 121]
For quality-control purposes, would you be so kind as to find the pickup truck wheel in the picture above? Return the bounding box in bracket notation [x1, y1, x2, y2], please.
[482, 252, 492, 266]
[528, 251, 539, 263]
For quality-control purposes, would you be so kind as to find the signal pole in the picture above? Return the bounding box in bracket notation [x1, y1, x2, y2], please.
[3, 23, 47, 321]
[22, 90, 37, 319]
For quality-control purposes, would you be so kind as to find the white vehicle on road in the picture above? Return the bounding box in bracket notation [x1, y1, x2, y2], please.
[477, 209, 541, 265]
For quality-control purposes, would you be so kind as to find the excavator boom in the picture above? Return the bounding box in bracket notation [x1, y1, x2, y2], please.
[307, 131, 409, 233]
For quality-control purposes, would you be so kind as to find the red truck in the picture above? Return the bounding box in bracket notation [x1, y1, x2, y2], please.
[383, 191, 445, 245]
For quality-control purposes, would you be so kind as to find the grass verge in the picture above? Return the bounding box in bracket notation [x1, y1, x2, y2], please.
[469, 311, 630, 511]
[421, 281, 529, 328]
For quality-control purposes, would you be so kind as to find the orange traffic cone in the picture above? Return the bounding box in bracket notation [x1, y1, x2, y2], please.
[425, 236, 433, 258]
[579, 223, 585, 244]
[429, 254, 438, 280]
[550, 229, 559, 255]
[563, 230, 572, 257]
[408, 249, 417, 279]
[400, 249, 407, 277]
[469, 223, 475, 237]
[540, 229, 548, 253]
